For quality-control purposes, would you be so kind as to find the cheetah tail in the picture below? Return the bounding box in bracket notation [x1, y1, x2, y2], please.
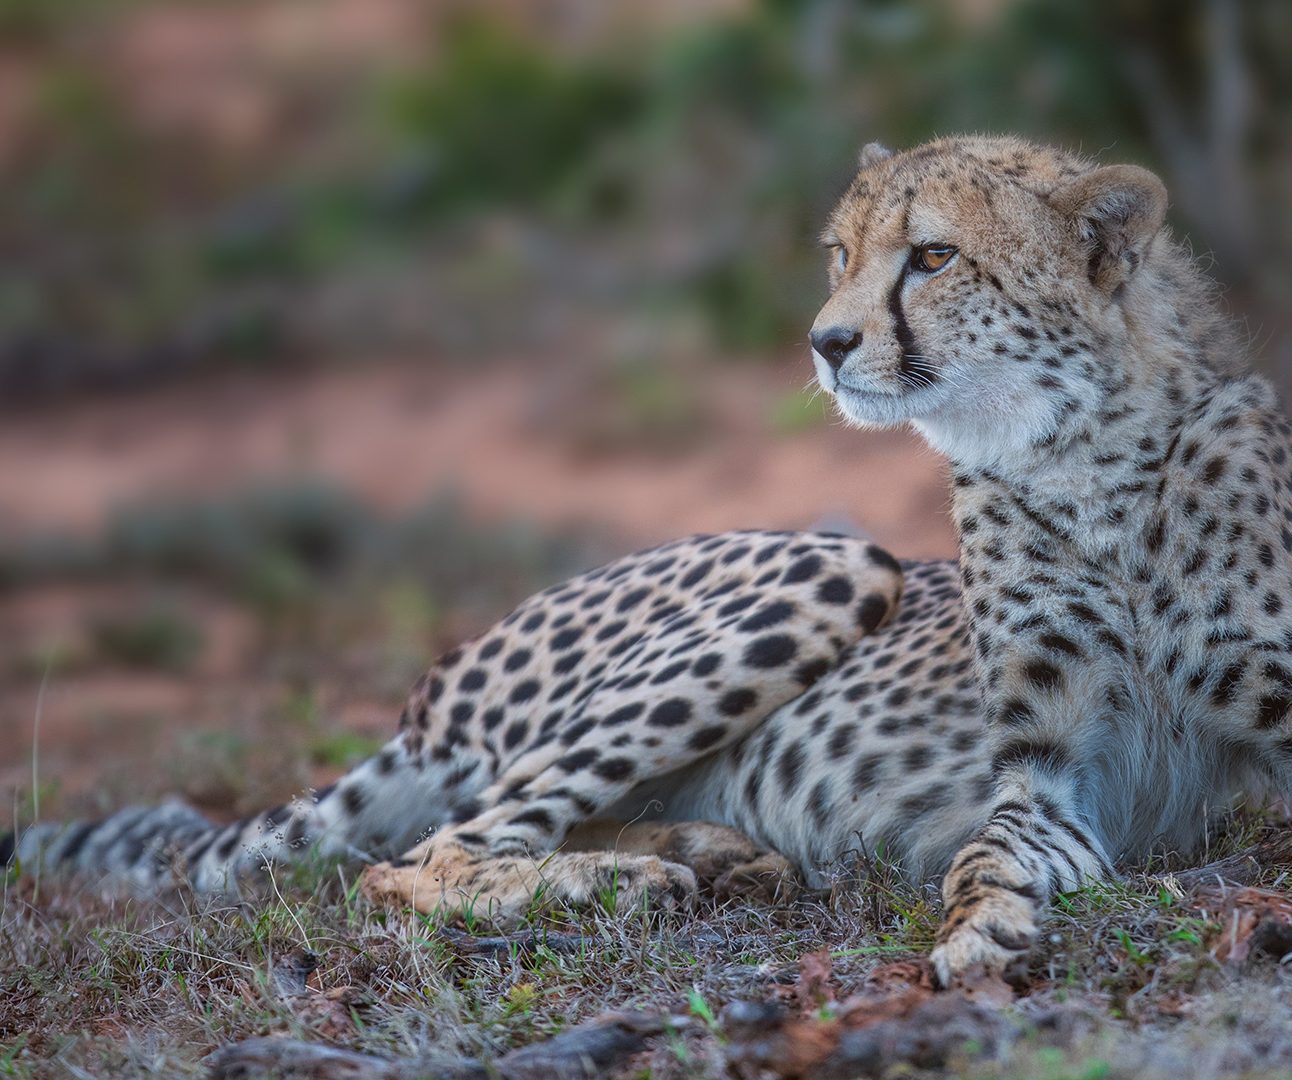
[3, 729, 467, 894]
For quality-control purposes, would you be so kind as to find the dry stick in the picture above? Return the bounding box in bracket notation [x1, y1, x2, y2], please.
[205, 1010, 669, 1080]
[29, 655, 52, 904]
[1169, 832, 1292, 893]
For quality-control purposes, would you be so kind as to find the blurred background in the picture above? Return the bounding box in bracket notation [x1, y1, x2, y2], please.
[2, 0, 1288, 821]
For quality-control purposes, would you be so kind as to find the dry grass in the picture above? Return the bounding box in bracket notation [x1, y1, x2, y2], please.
[4, 812, 1292, 1078]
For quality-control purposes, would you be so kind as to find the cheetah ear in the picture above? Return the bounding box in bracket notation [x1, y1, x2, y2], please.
[857, 142, 894, 170]
[1048, 165, 1168, 294]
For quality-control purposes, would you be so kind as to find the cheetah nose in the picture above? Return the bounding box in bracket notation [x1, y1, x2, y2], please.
[810, 328, 862, 371]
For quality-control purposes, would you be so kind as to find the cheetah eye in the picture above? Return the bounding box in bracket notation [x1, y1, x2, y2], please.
[912, 244, 957, 273]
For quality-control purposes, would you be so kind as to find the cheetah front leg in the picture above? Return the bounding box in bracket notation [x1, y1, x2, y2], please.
[931, 778, 1112, 985]
[362, 534, 902, 924]
[929, 609, 1123, 986]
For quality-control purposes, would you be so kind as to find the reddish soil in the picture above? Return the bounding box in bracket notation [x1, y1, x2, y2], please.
[0, 358, 953, 553]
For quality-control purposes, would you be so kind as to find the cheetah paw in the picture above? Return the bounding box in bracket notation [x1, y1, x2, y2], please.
[929, 889, 1037, 989]
[711, 852, 799, 904]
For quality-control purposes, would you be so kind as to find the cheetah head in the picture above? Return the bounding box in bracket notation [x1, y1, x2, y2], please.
[810, 135, 1168, 469]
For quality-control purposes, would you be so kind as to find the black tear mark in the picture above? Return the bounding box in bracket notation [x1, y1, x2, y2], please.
[888, 263, 934, 383]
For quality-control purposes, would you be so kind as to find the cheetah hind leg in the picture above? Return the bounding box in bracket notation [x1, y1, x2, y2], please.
[359, 819, 795, 924]
[362, 532, 902, 924]
[358, 830, 697, 925]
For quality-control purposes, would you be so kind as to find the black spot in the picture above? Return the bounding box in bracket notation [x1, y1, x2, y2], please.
[521, 611, 547, 633]
[446, 760, 480, 788]
[559, 718, 597, 745]
[509, 679, 541, 705]
[992, 736, 1073, 774]
[852, 753, 884, 791]
[866, 544, 902, 575]
[777, 742, 806, 791]
[719, 687, 758, 716]
[604, 702, 646, 727]
[718, 595, 759, 618]
[557, 748, 600, 772]
[1021, 658, 1063, 691]
[827, 724, 855, 757]
[551, 628, 583, 651]
[548, 787, 596, 816]
[511, 807, 555, 832]
[679, 559, 714, 588]
[216, 827, 243, 861]
[782, 554, 823, 584]
[341, 786, 366, 816]
[504, 649, 532, 672]
[743, 634, 798, 668]
[688, 725, 728, 751]
[996, 698, 1035, 726]
[503, 720, 530, 750]
[1211, 661, 1248, 705]
[808, 781, 831, 829]
[650, 659, 690, 684]
[856, 594, 889, 632]
[795, 658, 830, 687]
[1038, 632, 1083, 658]
[648, 698, 693, 727]
[739, 601, 795, 633]
[817, 576, 854, 605]
[596, 620, 629, 642]
[692, 653, 722, 677]
[1144, 517, 1165, 554]
[1256, 695, 1292, 730]
[458, 668, 487, 693]
[595, 757, 635, 781]
[616, 587, 651, 613]
[553, 649, 585, 675]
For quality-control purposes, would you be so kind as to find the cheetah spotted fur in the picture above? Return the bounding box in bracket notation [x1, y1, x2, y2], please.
[11, 136, 1292, 988]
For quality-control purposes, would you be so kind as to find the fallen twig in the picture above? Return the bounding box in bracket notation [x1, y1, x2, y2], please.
[206, 1009, 667, 1080]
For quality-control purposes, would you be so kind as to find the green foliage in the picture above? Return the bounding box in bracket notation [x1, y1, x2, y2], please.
[770, 386, 829, 435]
[307, 729, 383, 770]
[0, 0, 122, 41]
[2, 0, 1284, 384]
[381, 18, 643, 217]
[89, 605, 204, 672]
[102, 482, 369, 585]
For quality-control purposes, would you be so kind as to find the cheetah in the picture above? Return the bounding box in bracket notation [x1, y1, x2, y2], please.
[9, 135, 1292, 988]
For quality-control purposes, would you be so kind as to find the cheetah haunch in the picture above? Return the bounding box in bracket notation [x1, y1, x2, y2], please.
[11, 136, 1292, 988]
